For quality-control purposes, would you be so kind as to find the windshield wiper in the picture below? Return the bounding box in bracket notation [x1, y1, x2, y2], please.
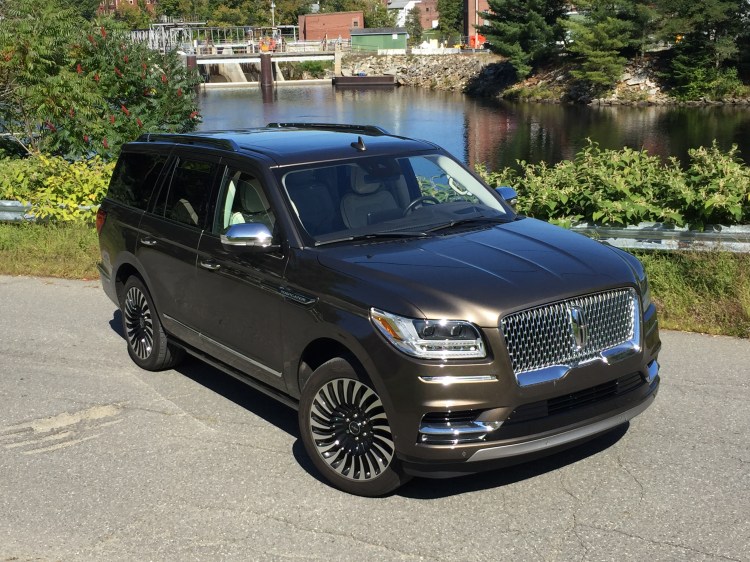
[425, 216, 510, 233]
[315, 230, 429, 246]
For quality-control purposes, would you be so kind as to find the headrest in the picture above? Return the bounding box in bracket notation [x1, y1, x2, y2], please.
[351, 166, 381, 195]
[238, 179, 267, 213]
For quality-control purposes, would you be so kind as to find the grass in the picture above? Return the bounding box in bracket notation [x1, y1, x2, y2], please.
[0, 222, 100, 280]
[636, 251, 750, 338]
[1, 223, 748, 338]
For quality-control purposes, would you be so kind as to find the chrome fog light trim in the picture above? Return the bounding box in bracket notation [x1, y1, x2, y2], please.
[418, 375, 496, 384]
[418, 420, 503, 445]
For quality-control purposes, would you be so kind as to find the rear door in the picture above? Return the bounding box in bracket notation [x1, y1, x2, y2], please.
[136, 150, 222, 348]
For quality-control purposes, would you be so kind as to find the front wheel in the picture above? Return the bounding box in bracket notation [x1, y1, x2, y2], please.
[120, 276, 183, 371]
[299, 357, 410, 496]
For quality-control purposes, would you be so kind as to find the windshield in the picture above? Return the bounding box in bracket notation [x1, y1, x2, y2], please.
[280, 153, 513, 244]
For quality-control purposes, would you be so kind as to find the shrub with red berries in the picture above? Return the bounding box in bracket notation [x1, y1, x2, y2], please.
[0, 0, 202, 160]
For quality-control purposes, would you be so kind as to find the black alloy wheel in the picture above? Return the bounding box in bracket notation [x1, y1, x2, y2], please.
[120, 277, 183, 371]
[299, 357, 410, 496]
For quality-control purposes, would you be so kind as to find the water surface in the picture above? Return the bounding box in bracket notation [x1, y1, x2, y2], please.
[198, 85, 750, 170]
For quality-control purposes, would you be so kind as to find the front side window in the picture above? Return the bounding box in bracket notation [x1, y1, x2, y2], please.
[280, 153, 512, 244]
[214, 168, 275, 235]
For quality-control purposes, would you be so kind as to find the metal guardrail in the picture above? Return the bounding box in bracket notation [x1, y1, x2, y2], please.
[0, 200, 32, 222]
[2, 199, 748, 252]
[571, 223, 750, 253]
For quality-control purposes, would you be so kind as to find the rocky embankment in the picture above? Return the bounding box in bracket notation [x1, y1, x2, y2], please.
[339, 53, 502, 91]
[338, 53, 750, 106]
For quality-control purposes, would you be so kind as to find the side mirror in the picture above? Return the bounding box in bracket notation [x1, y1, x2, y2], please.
[496, 186, 518, 207]
[221, 223, 277, 251]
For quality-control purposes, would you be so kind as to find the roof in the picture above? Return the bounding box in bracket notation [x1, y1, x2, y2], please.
[134, 124, 438, 167]
[350, 27, 408, 36]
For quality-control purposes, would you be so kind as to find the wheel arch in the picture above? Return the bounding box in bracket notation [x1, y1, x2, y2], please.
[297, 338, 369, 396]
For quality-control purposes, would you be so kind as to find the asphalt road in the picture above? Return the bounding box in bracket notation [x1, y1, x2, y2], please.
[1, 276, 748, 561]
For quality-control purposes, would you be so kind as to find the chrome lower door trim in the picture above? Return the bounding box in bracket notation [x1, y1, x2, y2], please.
[163, 314, 282, 377]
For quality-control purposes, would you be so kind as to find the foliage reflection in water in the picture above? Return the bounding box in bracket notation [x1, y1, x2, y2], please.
[198, 86, 750, 170]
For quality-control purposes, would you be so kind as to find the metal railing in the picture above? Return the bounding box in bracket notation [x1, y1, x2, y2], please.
[131, 24, 307, 54]
[571, 223, 750, 253]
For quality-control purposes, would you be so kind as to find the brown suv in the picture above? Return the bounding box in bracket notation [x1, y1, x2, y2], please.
[96, 123, 660, 496]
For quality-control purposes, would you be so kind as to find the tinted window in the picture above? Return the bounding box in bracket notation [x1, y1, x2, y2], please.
[156, 158, 217, 228]
[107, 151, 168, 210]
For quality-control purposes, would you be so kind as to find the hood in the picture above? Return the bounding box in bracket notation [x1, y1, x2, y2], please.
[316, 218, 638, 327]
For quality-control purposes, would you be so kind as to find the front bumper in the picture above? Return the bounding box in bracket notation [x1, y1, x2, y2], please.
[360, 302, 661, 475]
[468, 378, 656, 463]
[398, 366, 659, 477]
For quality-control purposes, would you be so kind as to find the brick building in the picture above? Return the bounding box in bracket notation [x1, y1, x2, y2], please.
[464, 0, 490, 39]
[298, 11, 364, 41]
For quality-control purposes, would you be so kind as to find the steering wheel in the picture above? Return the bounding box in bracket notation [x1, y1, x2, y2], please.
[403, 196, 440, 216]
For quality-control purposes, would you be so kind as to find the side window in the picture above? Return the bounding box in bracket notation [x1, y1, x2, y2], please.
[156, 158, 216, 228]
[107, 151, 168, 210]
[214, 168, 276, 235]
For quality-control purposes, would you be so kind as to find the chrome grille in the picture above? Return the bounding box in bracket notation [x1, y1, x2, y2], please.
[500, 288, 638, 376]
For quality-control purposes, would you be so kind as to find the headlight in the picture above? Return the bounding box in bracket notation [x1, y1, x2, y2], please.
[370, 308, 486, 360]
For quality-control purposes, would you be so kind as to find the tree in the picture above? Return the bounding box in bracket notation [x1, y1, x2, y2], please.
[478, 0, 566, 78]
[437, 0, 463, 41]
[59, 0, 102, 20]
[564, 16, 630, 92]
[561, 1, 660, 93]
[274, 0, 311, 27]
[656, 0, 747, 69]
[654, 0, 749, 99]
[157, 0, 211, 21]
[364, 0, 396, 28]
[206, 0, 268, 26]
[405, 6, 424, 46]
[115, 0, 155, 29]
[319, 0, 396, 28]
[0, 0, 201, 159]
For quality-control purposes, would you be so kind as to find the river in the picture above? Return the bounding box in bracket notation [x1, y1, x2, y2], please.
[197, 85, 750, 171]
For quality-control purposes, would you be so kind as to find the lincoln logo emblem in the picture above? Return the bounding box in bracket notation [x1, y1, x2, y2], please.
[568, 306, 589, 350]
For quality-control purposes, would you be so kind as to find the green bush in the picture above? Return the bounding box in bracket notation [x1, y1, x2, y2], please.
[477, 140, 750, 228]
[0, 155, 114, 224]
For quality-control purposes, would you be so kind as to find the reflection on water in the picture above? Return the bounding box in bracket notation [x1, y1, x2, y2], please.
[198, 85, 750, 170]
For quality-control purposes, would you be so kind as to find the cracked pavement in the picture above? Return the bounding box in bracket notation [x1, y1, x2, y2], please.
[1, 276, 748, 561]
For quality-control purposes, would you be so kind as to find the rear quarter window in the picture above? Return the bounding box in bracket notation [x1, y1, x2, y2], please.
[107, 151, 169, 210]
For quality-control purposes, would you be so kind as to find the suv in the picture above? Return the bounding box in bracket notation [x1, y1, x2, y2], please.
[97, 123, 660, 496]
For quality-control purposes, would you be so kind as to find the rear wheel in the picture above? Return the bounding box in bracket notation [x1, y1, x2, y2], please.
[121, 277, 183, 371]
[299, 357, 410, 496]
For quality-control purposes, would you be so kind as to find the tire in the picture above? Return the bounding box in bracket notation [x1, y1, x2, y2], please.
[299, 357, 411, 496]
[120, 276, 183, 371]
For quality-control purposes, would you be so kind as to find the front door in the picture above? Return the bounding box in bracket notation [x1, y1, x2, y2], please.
[193, 162, 289, 390]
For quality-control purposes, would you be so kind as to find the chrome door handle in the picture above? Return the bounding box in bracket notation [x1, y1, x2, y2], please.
[199, 260, 221, 271]
[140, 237, 157, 246]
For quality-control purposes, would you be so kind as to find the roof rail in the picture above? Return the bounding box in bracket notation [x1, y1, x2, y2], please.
[137, 133, 240, 152]
[266, 123, 390, 136]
